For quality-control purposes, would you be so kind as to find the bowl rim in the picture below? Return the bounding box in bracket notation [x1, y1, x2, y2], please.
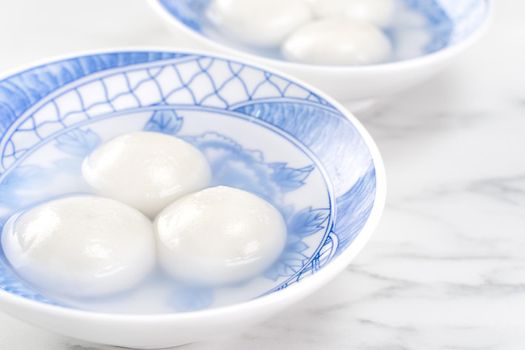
[149, 0, 493, 72]
[0, 47, 386, 322]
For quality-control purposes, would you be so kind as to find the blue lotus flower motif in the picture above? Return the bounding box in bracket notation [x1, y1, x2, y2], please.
[270, 163, 315, 192]
[288, 207, 331, 238]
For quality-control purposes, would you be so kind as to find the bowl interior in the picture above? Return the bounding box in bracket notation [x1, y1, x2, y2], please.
[0, 52, 377, 314]
[156, 0, 490, 63]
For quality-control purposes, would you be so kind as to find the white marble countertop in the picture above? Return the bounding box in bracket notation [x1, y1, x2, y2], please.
[0, 0, 523, 349]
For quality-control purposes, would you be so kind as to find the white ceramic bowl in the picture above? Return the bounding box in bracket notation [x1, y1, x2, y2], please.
[150, 0, 492, 102]
[0, 49, 385, 348]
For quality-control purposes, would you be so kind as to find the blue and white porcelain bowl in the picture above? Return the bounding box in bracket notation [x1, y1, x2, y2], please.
[151, 0, 492, 102]
[0, 50, 385, 348]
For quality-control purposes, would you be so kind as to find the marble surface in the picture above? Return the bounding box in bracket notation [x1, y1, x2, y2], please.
[0, 0, 523, 349]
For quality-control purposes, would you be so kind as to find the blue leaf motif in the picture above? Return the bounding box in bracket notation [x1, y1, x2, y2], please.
[264, 242, 309, 281]
[270, 163, 314, 192]
[55, 128, 101, 157]
[0, 165, 49, 207]
[168, 286, 213, 312]
[288, 240, 309, 254]
[279, 204, 295, 222]
[288, 207, 330, 237]
[144, 110, 183, 135]
[53, 158, 83, 173]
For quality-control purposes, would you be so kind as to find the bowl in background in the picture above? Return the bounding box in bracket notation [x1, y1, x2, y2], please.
[0, 50, 385, 348]
[150, 0, 492, 102]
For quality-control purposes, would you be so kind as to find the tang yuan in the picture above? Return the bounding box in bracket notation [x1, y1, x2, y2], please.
[155, 186, 287, 286]
[206, 0, 312, 47]
[1, 196, 155, 297]
[282, 19, 392, 65]
[82, 132, 211, 218]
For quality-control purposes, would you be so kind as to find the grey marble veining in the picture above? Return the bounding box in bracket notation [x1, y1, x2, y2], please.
[0, 0, 523, 349]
